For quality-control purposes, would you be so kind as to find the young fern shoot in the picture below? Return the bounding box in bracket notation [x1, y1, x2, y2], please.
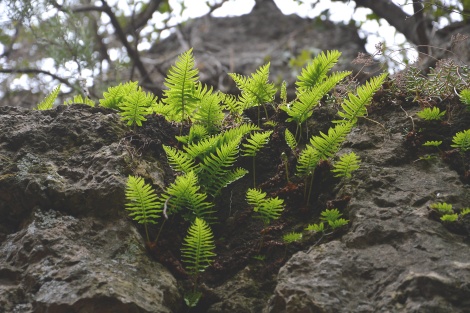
[332, 152, 361, 179]
[125, 175, 161, 242]
[242, 130, 273, 187]
[246, 188, 284, 225]
[36, 84, 61, 110]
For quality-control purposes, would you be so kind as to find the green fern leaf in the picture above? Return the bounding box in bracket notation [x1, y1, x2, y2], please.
[36, 84, 61, 110]
[280, 81, 288, 104]
[242, 131, 273, 157]
[283, 71, 350, 125]
[430, 202, 453, 214]
[246, 188, 284, 225]
[64, 94, 95, 107]
[119, 88, 157, 126]
[283, 232, 302, 244]
[423, 140, 442, 147]
[328, 218, 349, 229]
[181, 217, 216, 275]
[451, 129, 470, 152]
[199, 136, 244, 195]
[161, 171, 214, 220]
[416, 107, 446, 121]
[219, 92, 243, 118]
[332, 152, 361, 178]
[459, 89, 470, 110]
[100, 81, 139, 109]
[125, 175, 161, 241]
[305, 222, 324, 233]
[296, 50, 342, 92]
[335, 73, 387, 124]
[163, 145, 197, 174]
[296, 145, 321, 177]
[229, 63, 277, 110]
[192, 83, 224, 132]
[162, 48, 199, 122]
[320, 208, 342, 223]
[309, 122, 353, 160]
[176, 124, 209, 144]
[285, 129, 297, 151]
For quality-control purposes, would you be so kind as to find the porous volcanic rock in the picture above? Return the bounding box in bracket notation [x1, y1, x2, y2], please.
[266, 103, 470, 313]
[0, 104, 181, 312]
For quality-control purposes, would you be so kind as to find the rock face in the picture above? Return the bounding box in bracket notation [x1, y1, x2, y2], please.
[0, 105, 181, 313]
[266, 104, 470, 313]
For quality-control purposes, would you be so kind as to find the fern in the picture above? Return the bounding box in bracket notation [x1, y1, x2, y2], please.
[242, 130, 273, 187]
[285, 129, 297, 152]
[198, 136, 246, 196]
[451, 129, 470, 152]
[308, 122, 353, 161]
[100, 81, 138, 109]
[335, 73, 387, 125]
[320, 208, 348, 229]
[305, 222, 324, 233]
[181, 217, 216, 276]
[192, 83, 224, 133]
[282, 232, 302, 244]
[36, 84, 61, 110]
[441, 214, 458, 222]
[229, 63, 277, 121]
[219, 92, 243, 120]
[175, 124, 209, 145]
[283, 71, 350, 133]
[429, 202, 453, 214]
[296, 145, 321, 177]
[125, 175, 161, 242]
[159, 171, 214, 220]
[296, 50, 342, 92]
[246, 188, 284, 225]
[162, 48, 199, 123]
[119, 88, 157, 126]
[280, 81, 288, 105]
[416, 107, 446, 121]
[332, 152, 361, 178]
[423, 140, 442, 147]
[163, 145, 197, 174]
[459, 89, 470, 110]
[64, 94, 95, 107]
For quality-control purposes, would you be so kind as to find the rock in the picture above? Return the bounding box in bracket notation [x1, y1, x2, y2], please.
[266, 104, 470, 313]
[0, 209, 181, 313]
[0, 104, 181, 312]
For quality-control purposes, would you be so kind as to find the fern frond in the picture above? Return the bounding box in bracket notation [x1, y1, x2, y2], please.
[163, 145, 197, 174]
[328, 218, 349, 229]
[184, 135, 221, 161]
[296, 50, 342, 92]
[282, 71, 350, 125]
[246, 188, 284, 225]
[64, 94, 95, 107]
[219, 123, 260, 146]
[320, 208, 342, 222]
[283, 232, 302, 244]
[36, 84, 61, 110]
[335, 73, 387, 124]
[430, 202, 453, 214]
[242, 131, 273, 157]
[280, 81, 288, 104]
[100, 81, 138, 109]
[305, 222, 324, 232]
[332, 152, 361, 178]
[309, 122, 353, 160]
[119, 88, 157, 126]
[219, 92, 243, 118]
[192, 83, 224, 132]
[296, 145, 321, 177]
[285, 129, 297, 151]
[162, 48, 199, 122]
[176, 124, 209, 144]
[451, 129, 470, 152]
[181, 217, 216, 275]
[125, 175, 161, 241]
[199, 136, 244, 195]
[459, 89, 470, 110]
[161, 171, 214, 220]
[423, 140, 442, 147]
[229, 63, 277, 109]
[416, 107, 446, 121]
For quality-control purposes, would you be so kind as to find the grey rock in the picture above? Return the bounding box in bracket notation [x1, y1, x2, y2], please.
[267, 105, 470, 313]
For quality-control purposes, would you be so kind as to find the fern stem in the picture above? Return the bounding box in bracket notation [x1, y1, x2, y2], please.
[144, 224, 150, 243]
[153, 219, 167, 245]
[306, 173, 315, 206]
[253, 157, 256, 188]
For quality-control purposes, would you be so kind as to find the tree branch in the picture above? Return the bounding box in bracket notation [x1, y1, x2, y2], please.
[124, 0, 164, 34]
[352, 0, 430, 47]
[0, 68, 74, 89]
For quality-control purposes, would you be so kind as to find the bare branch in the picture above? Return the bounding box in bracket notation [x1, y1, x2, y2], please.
[0, 68, 74, 89]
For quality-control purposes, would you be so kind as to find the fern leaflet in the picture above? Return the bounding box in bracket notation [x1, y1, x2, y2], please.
[100, 81, 138, 109]
[309, 122, 353, 160]
[296, 50, 342, 92]
[335, 73, 387, 124]
[451, 129, 470, 152]
[332, 152, 361, 178]
[163, 145, 197, 174]
[246, 188, 284, 225]
[36, 84, 61, 110]
[125, 175, 161, 242]
[285, 129, 297, 151]
[181, 217, 216, 275]
[242, 131, 273, 157]
[64, 94, 95, 107]
[119, 88, 157, 126]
